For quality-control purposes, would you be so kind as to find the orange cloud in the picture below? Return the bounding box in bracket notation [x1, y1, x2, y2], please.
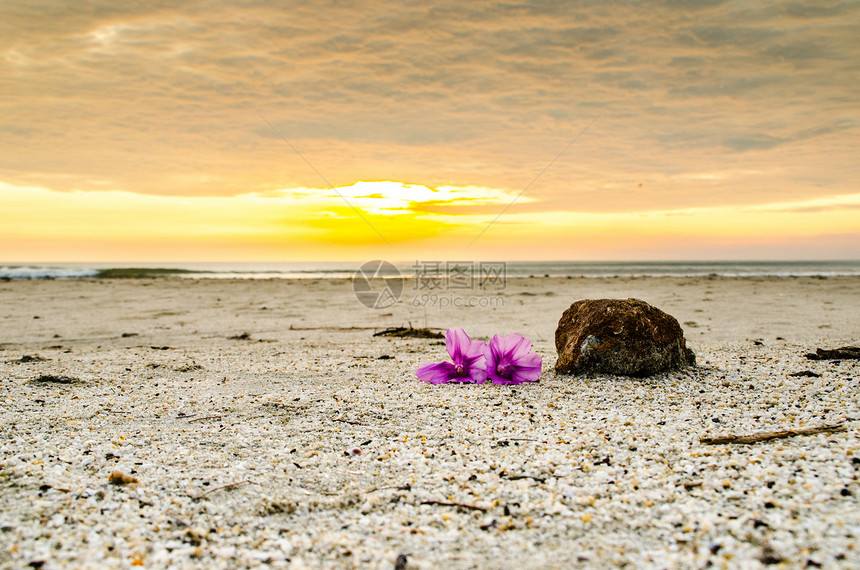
[2, 1, 858, 260]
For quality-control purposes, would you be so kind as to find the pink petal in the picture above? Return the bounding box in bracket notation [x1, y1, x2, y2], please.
[484, 336, 506, 383]
[510, 360, 542, 383]
[466, 353, 487, 371]
[514, 352, 542, 372]
[449, 374, 474, 383]
[469, 365, 488, 384]
[415, 361, 457, 384]
[445, 328, 472, 363]
[484, 333, 542, 384]
[509, 334, 533, 360]
[485, 368, 506, 385]
[509, 372, 539, 384]
[486, 334, 504, 364]
[490, 374, 521, 385]
[464, 338, 488, 360]
[498, 333, 530, 359]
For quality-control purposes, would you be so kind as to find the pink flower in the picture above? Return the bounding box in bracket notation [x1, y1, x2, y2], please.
[485, 333, 542, 384]
[415, 329, 488, 384]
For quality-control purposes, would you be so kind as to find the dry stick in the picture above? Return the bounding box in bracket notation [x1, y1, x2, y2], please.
[701, 423, 847, 445]
[420, 500, 487, 512]
[367, 484, 412, 494]
[502, 474, 547, 482]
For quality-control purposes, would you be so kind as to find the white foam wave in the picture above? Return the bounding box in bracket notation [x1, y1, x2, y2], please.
[0, 266, 99, 279]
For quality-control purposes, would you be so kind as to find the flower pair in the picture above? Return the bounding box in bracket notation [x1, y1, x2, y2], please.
[416, 329, 542, 385]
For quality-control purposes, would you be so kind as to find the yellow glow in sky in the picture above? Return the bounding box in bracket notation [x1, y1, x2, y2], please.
[2, 1, 859, 261]
[2, 181, 857, 262]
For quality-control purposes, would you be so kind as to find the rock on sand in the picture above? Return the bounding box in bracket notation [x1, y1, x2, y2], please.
[555, 298, 695, 377]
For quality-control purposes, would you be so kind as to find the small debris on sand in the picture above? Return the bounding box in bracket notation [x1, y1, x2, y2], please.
[701, 423, 847, 445]
[8, 355, 47, 364]
[373, 327, 444, 339]
[804, 346, 860, 360]
[108, 471, 139, 486]
[31, 374, 79, 384]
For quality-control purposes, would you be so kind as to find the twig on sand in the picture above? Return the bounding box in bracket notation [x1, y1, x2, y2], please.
[373, 327, 444, 339]
[701, 423, 847, 445]
[420, 500, 487, 511]
[500, 471, 547, 483]
[367, 483, 412, 493]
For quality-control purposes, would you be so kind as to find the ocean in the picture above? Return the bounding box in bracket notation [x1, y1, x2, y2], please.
[1, 260, 859, 280]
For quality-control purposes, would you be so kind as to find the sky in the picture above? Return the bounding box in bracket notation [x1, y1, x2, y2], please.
[1, 0, 858, 262]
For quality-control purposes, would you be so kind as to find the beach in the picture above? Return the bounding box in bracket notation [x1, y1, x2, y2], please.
[1, 275, 858, 568]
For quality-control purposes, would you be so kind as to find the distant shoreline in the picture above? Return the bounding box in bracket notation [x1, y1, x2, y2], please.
[2, 260, 860, 280]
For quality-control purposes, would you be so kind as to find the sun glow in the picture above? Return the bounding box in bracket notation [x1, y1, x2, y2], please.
[1, 180, 858, 262]
[317, 181, 529, 215]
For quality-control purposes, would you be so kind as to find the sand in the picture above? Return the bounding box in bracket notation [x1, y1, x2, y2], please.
[0, 276, 858, 568]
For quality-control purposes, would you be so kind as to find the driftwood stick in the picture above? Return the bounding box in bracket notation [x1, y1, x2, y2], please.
[420, 500, 487, 511]
[701, 423, 847, 445]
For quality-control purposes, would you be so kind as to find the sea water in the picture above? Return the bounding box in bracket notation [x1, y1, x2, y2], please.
[2, 260, 859, 280]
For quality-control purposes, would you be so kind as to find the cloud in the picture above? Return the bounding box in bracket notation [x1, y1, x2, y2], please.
[723, 134, 785, 152]
[722, 118, 858, 152]
[744, 192, 860, 214]
[0, 0, 856, 227]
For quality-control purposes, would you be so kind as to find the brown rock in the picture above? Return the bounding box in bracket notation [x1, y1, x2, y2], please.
[555, 298, 695, 377]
